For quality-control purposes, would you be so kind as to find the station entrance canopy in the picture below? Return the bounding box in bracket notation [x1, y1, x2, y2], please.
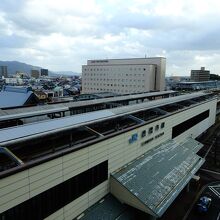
[110, 138, 204, 218]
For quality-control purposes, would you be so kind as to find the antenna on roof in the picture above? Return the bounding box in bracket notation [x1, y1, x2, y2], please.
[145, 54, 147, 58]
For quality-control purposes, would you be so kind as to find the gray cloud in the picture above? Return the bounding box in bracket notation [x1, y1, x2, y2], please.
[0, 0, 220, 75]
[0, 35, 28, 48]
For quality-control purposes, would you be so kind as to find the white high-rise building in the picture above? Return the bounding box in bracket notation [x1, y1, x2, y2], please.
[82, 57, 166, 94]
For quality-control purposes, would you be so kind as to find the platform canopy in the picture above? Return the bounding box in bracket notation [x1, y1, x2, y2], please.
[110, 138, 204, 218]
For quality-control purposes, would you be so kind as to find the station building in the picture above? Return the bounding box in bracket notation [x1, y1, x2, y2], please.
[0, 91, 218, 220]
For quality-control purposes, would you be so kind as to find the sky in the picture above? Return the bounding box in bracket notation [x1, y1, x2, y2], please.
[1, 0, 220, 75]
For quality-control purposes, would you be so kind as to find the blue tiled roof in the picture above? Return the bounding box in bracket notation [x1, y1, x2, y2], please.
[0, 86, 34, 108]
[2, 86, 32, 93]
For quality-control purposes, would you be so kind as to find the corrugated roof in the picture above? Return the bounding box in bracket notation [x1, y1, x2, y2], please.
[111, 138, 204, 217]
[0, 92, 213, 144]
[0, 91, 34, 108]
[69, 90, 177, 106]
[0, 104, 68, 121]
[0, 90, 176, 120]
[110, 92, 206, 115]
[0, 110, 115, 144]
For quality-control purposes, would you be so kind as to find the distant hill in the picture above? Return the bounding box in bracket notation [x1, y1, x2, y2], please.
[0, 61, 42, 76]
[0, 61, 80, 76]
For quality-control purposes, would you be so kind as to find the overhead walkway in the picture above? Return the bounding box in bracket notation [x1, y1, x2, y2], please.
[110, 138, 205, 218]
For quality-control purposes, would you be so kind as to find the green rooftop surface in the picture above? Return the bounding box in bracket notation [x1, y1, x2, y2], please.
[111, 138, 205, 217]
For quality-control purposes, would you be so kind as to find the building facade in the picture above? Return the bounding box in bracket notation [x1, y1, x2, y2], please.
[41, 69, 49, 77]
[0, 92, 217, 220]
[82, 57, 166, 94]
[31, 70, 40, 79]
[0, 66, 8, 78]
[191, 67, 210, 82]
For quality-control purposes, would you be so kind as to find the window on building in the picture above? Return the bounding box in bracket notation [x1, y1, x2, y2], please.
[161, 122, 165, 129]
[155, 125, 159, 131]
[172, 110, 209, 138]
[0, 161, 108, 220]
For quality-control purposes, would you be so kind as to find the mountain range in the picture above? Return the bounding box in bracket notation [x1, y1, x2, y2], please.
[0, 61, 80, 76]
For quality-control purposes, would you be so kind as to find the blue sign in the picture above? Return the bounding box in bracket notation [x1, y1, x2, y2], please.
[129, 133, 138, 144]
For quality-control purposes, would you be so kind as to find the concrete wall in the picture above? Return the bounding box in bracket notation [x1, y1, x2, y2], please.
[0, 99, 216, 220]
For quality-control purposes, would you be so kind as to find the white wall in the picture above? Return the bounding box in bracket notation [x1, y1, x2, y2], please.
[82, 64, 156, 94]
[82, 57, 166, 94]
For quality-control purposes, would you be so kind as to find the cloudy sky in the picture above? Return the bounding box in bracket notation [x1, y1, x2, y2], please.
[1, 0, 220, 75]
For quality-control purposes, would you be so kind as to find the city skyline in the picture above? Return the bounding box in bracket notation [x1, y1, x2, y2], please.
[1, 0, 220, 75]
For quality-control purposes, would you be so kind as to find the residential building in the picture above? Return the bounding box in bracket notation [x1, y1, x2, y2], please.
[34, 90, 48, 101]
[191, 67, 210, 82]
[31, 70, 40, 79]
[0, 91, 217, 220]
[53, 86, 63, 97]
[82, 57, 166, 94]
[0, 66, 8, 78]
[4, 77, 20, 85]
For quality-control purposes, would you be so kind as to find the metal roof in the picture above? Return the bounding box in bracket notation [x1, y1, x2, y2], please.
[0, 104, 68, 121]
[0, 90, 176, 121]
[0, 92, 212, 144]
[111, 138, 205, 217]
[69, 90, 176, 106]
[110, 91, 206, 115]
[177, 81, 218, 84]
[0, 90, 34, 108]
[0, 110, 114, 144]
